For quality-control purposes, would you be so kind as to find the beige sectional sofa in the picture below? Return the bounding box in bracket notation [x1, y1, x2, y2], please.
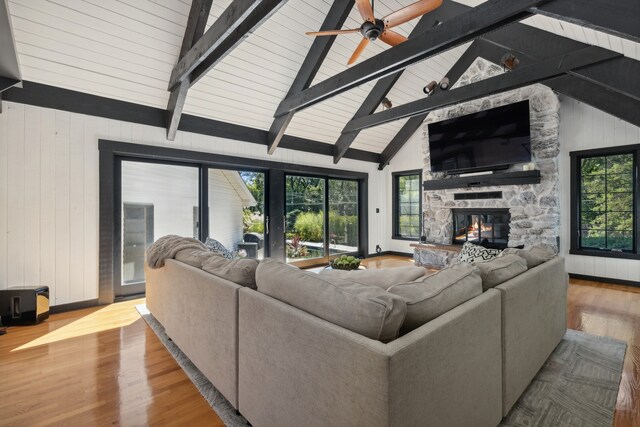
[145, 249, 567, 426]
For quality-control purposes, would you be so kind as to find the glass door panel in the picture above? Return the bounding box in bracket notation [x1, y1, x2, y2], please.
[328, 179, 359, 256]
[119, 161, 199, 296]
[285, 176, 325, 264]
[208, 169, 267, 260]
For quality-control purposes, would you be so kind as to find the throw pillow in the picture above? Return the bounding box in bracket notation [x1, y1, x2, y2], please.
[318, 266, 427, 290]
[388, 263, 482, 334]
[204, 237, 234, 259]
[473, 254, 527, 290]
[502, 244, 555, 268]
[256, 258, 407, 342]
[457, 241, 502, 263]
[201, 256, 259, 289]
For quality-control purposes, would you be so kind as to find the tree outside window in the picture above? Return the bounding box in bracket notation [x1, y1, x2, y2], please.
[393, 171, 422, 240]
[579, 153, 634, 251]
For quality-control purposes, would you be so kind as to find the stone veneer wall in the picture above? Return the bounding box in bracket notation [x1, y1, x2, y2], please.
[422, 58, 560, 251]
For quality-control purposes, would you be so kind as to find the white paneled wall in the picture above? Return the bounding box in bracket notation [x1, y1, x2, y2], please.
[558, 96, 640, 282]
[0, 101, 387, 306]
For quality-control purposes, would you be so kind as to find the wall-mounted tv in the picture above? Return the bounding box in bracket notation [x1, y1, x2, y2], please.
[428, 100, 531, 174]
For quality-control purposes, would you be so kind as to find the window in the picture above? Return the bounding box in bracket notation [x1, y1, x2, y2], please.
[393, 170, 422, 240]
[284, 175, 360, 267]
[571, 146, 639, 258]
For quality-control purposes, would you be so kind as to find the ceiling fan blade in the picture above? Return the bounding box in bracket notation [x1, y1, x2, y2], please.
[379, 29, 408, 47]
[355, 0, 375, 23]
[306, 28, 361, 36]
[348, 38, 370, 65]
[382, 0, 443, 29]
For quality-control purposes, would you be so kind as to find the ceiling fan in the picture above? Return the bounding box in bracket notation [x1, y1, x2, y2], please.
[306, 0, 443, 65]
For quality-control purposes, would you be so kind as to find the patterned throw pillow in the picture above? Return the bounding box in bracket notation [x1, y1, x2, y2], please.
[204, 237, 234, 259]
[457, 241, 502, 263]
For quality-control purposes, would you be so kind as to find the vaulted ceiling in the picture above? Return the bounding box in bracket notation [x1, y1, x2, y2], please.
[5, 0, 640, 163]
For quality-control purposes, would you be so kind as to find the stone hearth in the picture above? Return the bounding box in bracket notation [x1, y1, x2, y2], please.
[422, 58, 560, 252]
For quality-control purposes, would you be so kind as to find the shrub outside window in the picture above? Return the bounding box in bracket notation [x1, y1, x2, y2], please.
[393, 171, 422, 240]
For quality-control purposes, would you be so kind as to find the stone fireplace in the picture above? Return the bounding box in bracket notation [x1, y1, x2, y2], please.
[421, 58, 561, 252]
[452, 209, 510, 249]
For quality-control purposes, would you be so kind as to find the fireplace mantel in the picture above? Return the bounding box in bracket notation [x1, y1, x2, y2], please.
[423, 170, 541, 191]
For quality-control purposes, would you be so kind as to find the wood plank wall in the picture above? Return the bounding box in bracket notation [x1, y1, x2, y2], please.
[559, 96, 640, 282]
[0, 100, 385, 306]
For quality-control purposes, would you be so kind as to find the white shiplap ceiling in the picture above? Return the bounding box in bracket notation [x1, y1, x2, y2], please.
[7, 0, 639, 155]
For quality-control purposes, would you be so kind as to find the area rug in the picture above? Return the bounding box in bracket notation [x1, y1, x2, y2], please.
[137, 305, 625, 427]
[136, 305, 246, 427]
[500, 329, 626, 427]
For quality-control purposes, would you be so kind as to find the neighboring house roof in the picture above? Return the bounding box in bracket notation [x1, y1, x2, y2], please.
[222, 170, 257, 208]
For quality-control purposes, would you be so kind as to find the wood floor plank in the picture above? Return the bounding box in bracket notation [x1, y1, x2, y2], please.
[0, 259, 638, 426]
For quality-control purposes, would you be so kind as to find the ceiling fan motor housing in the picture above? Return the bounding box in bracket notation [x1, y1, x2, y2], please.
[360, 19, 385, 41]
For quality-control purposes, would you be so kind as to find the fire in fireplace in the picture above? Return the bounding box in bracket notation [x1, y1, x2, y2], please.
[452, 209, 510, 249]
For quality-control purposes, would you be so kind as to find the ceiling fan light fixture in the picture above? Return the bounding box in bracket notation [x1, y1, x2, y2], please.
[439, 77, 450, 90]
[501, 53, 520, 71]
[423, 80, 437, 95]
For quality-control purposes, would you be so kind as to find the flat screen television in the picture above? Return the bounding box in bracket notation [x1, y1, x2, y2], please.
[428, 100, 531, 174]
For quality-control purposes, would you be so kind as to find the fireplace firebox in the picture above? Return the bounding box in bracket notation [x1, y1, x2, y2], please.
[452, 209, 510, 249]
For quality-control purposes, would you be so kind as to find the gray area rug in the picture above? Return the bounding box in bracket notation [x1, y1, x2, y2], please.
[136, 305, 246, 427]
[137, 305, 625, 427]
[501, 329, 626, 427]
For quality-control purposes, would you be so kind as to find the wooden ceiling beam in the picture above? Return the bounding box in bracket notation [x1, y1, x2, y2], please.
[166, 0, 287, 140]
[332, 1, 467, 164]
[532, 0, 640, 43]
[343, 46, 620, 132]
[0, 76, 20, 93]
[166, 0, 213, 140]
[273, 0, 546, 118]
[376, 38, 499, 170]
[267, 0, 355, 155]
[545, 75, 640, 127]
[168, 0, 286, 91]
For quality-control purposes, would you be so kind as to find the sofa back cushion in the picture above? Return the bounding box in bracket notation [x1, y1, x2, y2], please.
[473, 254, 527, 290]
[256, 258, 407, 342]
[174, 248, 218, 269]
[387, 263, 482, 333]
[201, 256, 259, 289]
[318, 266, 426, 290]
[502, 245, 555, 268]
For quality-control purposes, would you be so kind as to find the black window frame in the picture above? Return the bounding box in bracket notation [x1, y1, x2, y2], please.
[570, 144, 640, 260]
[392, 170, 423, 241]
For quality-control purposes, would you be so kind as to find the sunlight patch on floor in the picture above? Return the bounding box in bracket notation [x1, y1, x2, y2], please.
[12, 299, 143, 351]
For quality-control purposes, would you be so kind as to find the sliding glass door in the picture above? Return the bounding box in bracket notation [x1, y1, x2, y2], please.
[329, 179, 359, 255]
[118, 160, 199, 297]
[208, 169, 267, 260]
[285, 175, 358, 267]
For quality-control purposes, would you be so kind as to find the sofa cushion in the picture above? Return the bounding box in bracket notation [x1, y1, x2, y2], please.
[387, 263, 482, 333]
[502, 245, 555, 268]
[174, 248, 219, 269]
[457, 241, 502, 263]
[473, 254, 527, 290]
[256, 258, 407, 342]
[318, 266, 427, 290]
[202, 256, 259, 289]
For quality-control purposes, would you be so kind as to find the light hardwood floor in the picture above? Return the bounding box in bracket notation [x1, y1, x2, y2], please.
[1, 258, 638, 426]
